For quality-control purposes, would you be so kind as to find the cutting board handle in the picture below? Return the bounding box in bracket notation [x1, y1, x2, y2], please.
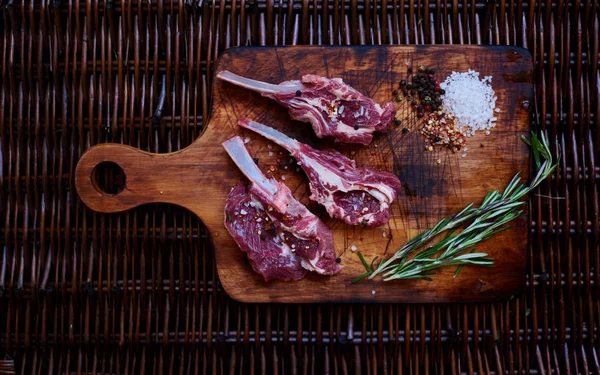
[75, 143, 187, 213]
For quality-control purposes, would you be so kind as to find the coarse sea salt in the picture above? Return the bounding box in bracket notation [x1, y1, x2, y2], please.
[440, 70, 498, 136]
[350, 245, 357, 252]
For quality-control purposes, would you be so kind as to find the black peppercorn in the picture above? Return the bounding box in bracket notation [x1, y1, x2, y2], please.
[402, 90, 408, 96]
[440, 89, 446, 95]
[400, 79, 407, 86]
[296, 90, 302, 96]
[253, 157, 259, 165]
[417, 105, 423, 112]
[393, 118, 402, 126]
[411, 100, 417, 106]
[335, 257, 342, 263]
[392, 89, 399, 96]
[354, 124, 359, 130]
[401, 127, 409, 134]
[407, 84, 413, 89]
[407, 67, 413, 73]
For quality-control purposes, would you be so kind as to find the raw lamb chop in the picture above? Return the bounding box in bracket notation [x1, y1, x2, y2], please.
[225, 184, 306, 281]
[238, 119, 402, 227]
[223, 136, 342, 281]
[217, 70, 396, 145]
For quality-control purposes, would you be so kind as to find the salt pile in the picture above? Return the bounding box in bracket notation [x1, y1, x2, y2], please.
[440, 70, 498, 136]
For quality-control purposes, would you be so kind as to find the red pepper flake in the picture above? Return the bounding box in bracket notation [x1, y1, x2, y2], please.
[420, 111, 465, 152]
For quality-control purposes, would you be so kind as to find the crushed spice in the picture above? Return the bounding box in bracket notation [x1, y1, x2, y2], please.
[420, 112, 466, 152]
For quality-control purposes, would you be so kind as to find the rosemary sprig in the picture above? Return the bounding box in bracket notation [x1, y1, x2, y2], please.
[354, 131, 558, 283]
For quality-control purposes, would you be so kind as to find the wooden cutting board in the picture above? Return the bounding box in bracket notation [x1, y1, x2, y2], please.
[76, 46, 533, 303]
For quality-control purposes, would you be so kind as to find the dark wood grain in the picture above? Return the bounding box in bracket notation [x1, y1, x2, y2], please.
[76, 45, 533, 303]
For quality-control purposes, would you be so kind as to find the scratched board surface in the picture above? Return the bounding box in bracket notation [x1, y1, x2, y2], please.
[76, 46, 533, 303]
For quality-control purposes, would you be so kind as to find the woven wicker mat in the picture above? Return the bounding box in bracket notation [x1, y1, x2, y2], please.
[1, 1, 599, 374]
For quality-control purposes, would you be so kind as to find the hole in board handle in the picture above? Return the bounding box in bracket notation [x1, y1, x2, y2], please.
[91, 161, 127, 195]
